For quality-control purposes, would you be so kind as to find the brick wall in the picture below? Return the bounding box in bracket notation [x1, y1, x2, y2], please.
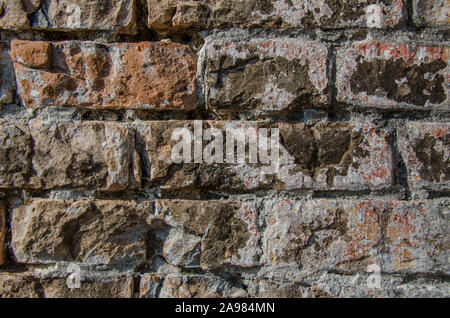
[0, 0, 448, 298]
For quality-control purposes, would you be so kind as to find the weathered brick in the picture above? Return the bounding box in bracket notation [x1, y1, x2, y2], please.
[137, 120, 393, 191]
[384, 200, 449, 274]
[148, 0, 405, 30]
[201, 38, 329, 112]
[263, 199, 449, 274]
[155, 200, 260, 269]
[0, 203, 5, 265]
[12, 40, 197, 109]
[0, 120, 137, 190]
[0, 0, 39, 30]
[159, 274, 246, 298]
[0, 42, 16, 105]
[400, 122, 449, 191]
[29, 120, 134, 190]
[0, 0, 136, 33]
[0, 121, 32, 188]
[413, 0, 449, 27]
[139, 274, 163, 298]
[0, 273, 41, 298]
[337, 41, 449, 108]
[42, 276, 134, 298]
[12, 200, 152, 266]
[263, 199, 382, 272]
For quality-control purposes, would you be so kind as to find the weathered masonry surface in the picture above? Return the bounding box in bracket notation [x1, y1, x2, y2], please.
[0, 0, 449, 298]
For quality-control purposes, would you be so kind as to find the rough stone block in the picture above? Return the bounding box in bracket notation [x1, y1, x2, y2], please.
[413, 0, 449, 27]
[12, 199, 152, 267]
[12, 40, 197, 109]
[137, 120, 393, 191]
[0, 203, 5, 265]
[201, 38, 329, 112]
[0, 0, 136, 33]
[148, 0, 405, 30]
[159, 274, 246, 298]
[400, 122, 449, 191]
[337, 41, 449, 108]
[42, 276, 134, 298]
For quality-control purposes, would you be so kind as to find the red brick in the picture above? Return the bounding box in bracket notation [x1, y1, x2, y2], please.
[337, 41, 449, 108]
[12, 40, 197, 109]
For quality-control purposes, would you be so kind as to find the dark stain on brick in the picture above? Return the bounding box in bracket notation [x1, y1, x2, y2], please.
[200, 204, 250, 268]
[412, 133, 449, 182]
[279, 123, 366, 186]
[351, 57, 447, 106]
[208, 56, 324, 111]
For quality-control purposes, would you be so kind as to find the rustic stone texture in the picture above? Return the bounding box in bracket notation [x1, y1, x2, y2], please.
[263, 199, 382, 272]
[155, 200, 260, 269]
[137, 120, 393, 191]
[42, 0, 136, 33]
[0, 121, 32, 189]
[0, 120, 137, 191]
[0, 0, 136, 32]
[42, 276, 134, 298]
[29, 120, 133, 190]
[337, 41, 449, 108]
[0, 203, 5, 265]
[0, 42, 16, 105]
[202, 38, 329, 112]
[148, 0, 405, 30]
[400, 122, 449, 191]
[263, 199, 449, 275]
[413, 0, 449, 27]
[12, 200, 152, 267]
[159, 275, 246, 298]
[249, 280, 304, 298]
[12, 40, 197, 109]
[384, 200, 449, 274]
[0, 0, 40, 30]
[139, 274, 163, 298]
[0, 273, 41, 298]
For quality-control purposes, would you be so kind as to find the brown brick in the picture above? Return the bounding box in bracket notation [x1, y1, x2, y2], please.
[139, 274, 163, 298]
[12, 40, 197, 109]
[155, 200, 260, 269]
[0, 203, 5, 265]
[413, 0, 449, 27]
[42, 276, 134, 298]
[337, 41, 449, 108]
[0, 0, 135, 33]
[137, 120, 393, 191]
[148, 0, 405, 30]
[0, 121, 32, 188]
[0, 273, 41, 298]
[159, 275, 246, 298]
[202, 38, 329, 112]
[400, 122, 449, 191]
[12, 199, 152, 267]
[1, 120, 136, 190]
[29, 120, 134, 191]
